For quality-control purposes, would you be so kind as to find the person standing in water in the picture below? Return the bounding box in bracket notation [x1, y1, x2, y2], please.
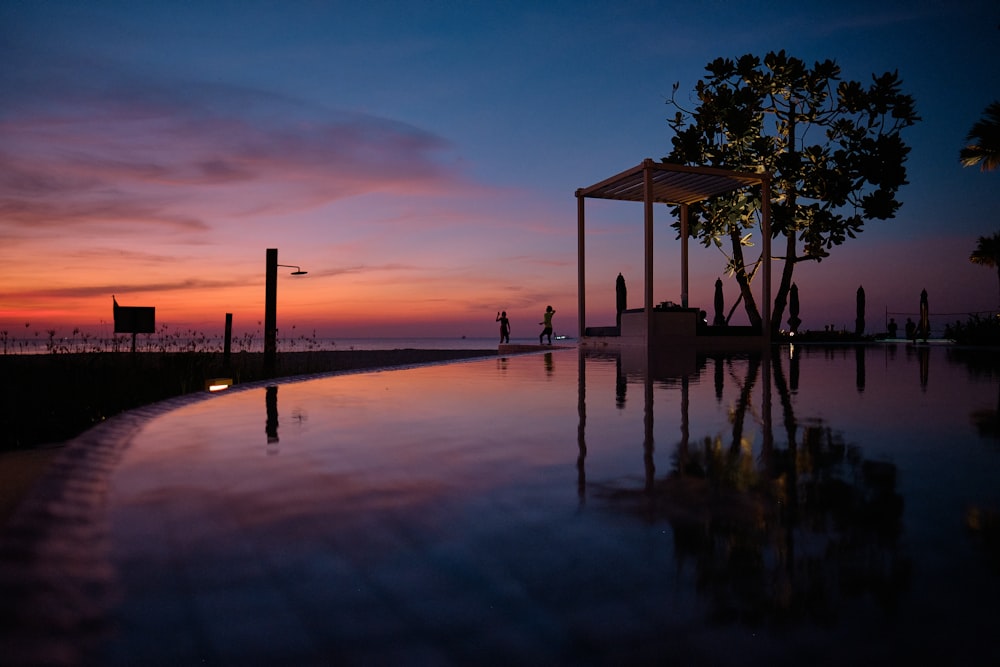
[496, 311, 510, 344]
[539, 305, 555, 345]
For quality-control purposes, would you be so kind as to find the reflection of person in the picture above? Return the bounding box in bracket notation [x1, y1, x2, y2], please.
[539, 305, 555, 345]
[887, 318, 898, 338]
[496, 311, 510, 344]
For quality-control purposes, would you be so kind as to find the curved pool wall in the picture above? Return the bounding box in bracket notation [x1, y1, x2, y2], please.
[4, 345, 1000, 665]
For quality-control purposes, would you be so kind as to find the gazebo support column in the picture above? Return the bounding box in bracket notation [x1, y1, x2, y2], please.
[643, 161, 654, 350]
[577, 193, 586, 338]
[680, 203, 689, 308]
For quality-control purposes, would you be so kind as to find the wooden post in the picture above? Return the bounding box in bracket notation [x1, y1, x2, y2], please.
[223, 313, 233, 370]
[577, 191, 586, 338]
[264, 248, 277, 378]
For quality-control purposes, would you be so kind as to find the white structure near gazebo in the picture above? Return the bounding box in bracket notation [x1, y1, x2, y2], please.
[576, 159, 773, 351]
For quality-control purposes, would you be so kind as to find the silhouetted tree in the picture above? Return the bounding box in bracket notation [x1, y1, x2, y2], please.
[970, 231, 1000, 309]
[665, 51, 919, 332]
[960, 101, 1000, 172]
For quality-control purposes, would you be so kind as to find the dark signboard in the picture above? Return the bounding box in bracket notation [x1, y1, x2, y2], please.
[114, 305, 155, 334]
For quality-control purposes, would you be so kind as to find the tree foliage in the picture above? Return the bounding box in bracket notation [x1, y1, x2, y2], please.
[960, 101, 1000, 172]
[664, 51, 919, 331]
[970, 231, 1000, 309]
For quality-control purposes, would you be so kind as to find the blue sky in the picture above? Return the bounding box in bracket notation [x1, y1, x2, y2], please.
[1, 0, 998, 338]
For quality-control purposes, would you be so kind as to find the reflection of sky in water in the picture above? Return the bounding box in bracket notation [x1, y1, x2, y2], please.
[106, 346, 1000, 664]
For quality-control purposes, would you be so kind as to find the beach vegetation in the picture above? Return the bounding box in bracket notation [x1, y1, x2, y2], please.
[970, 231, 1000, 310]
[944, 313, 1000, 346]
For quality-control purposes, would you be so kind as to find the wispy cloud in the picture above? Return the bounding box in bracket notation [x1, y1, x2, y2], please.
[0, 65, 467, 237]
[12, 278, 256, 300]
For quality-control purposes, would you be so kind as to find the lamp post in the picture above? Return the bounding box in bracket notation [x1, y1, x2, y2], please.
[263, 248, 308, 378]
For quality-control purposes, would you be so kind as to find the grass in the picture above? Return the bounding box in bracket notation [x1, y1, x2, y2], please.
[0, 343, 495, 451]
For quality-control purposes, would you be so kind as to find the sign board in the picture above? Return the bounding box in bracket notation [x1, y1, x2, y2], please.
[114, 306, 155, 334]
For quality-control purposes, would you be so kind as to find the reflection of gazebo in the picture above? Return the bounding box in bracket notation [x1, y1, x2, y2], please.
[575, 159, 772, 350]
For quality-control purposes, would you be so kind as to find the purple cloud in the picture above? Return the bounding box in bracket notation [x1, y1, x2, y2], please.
[0, 67, 464, 235]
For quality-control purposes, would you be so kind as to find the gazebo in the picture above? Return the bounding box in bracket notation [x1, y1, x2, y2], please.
[575, 159, 772, 350]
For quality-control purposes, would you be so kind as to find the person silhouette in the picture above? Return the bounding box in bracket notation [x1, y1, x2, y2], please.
[887, 317, 898, 339]
[496, 311, 510, 344]
[539, 305, 555, 345]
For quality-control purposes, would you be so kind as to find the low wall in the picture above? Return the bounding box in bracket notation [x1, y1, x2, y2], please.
[581, 310, 767, 352]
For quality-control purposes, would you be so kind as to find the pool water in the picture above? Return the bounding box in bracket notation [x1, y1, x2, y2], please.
[101, 345, 1000, 665]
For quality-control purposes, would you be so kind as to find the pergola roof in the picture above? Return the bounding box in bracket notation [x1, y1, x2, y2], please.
[576, 158, 767, 206]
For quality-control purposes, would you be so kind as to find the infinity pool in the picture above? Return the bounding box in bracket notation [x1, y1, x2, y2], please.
[96, 345, 1000, 665]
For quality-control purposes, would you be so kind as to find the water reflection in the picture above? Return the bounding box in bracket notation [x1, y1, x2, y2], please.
[581, 347, 910, 626]
[576, 352, 586, 502]
[856, 344, 865, 392]
[86, 343, 1000, 664]
[952, 347, 1000, 442]
[950, 348, 1000, 574]
[918, 344, 929, 390]
[265, 384, 279, 452]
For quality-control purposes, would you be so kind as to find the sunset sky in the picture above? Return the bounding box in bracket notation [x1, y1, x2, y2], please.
[2, 0, 998, 340]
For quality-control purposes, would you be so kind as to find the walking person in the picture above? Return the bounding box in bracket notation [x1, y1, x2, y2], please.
[539, 305, 555, 345]
[496, 311, 510, 344]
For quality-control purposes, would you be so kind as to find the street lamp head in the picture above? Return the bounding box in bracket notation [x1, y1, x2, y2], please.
[277, 264, 307, 276]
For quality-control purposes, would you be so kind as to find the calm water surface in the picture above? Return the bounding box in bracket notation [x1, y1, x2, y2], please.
[103, 345, 1000, 665]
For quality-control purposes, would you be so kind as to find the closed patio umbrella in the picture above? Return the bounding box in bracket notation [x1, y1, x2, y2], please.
[713, 278, 726, 326]
[616, 273, 627, 332]
[855, 285, 865, 336]
[787, 283, 801, 334]
[919, 289, 929, 341]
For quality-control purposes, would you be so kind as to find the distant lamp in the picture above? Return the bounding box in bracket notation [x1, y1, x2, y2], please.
[264, 249, 308, 378]
[206, 378, 233, 392]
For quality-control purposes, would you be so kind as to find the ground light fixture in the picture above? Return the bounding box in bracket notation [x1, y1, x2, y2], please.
[205, 378, 233, 392]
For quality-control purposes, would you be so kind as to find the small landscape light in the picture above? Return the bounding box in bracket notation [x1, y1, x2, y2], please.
[206, 378, 233, 392]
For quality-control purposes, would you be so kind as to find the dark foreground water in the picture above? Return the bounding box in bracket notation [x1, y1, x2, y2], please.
[91, 345, 1000, 664]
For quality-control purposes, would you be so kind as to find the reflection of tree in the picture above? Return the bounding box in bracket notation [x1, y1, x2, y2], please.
[970, 400, 1000, 440]
[949, 348, 1000, 570]
[600, 351, 910, 627]
[966, 506, 1000, 573]
[950, 348, 1000, 441]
